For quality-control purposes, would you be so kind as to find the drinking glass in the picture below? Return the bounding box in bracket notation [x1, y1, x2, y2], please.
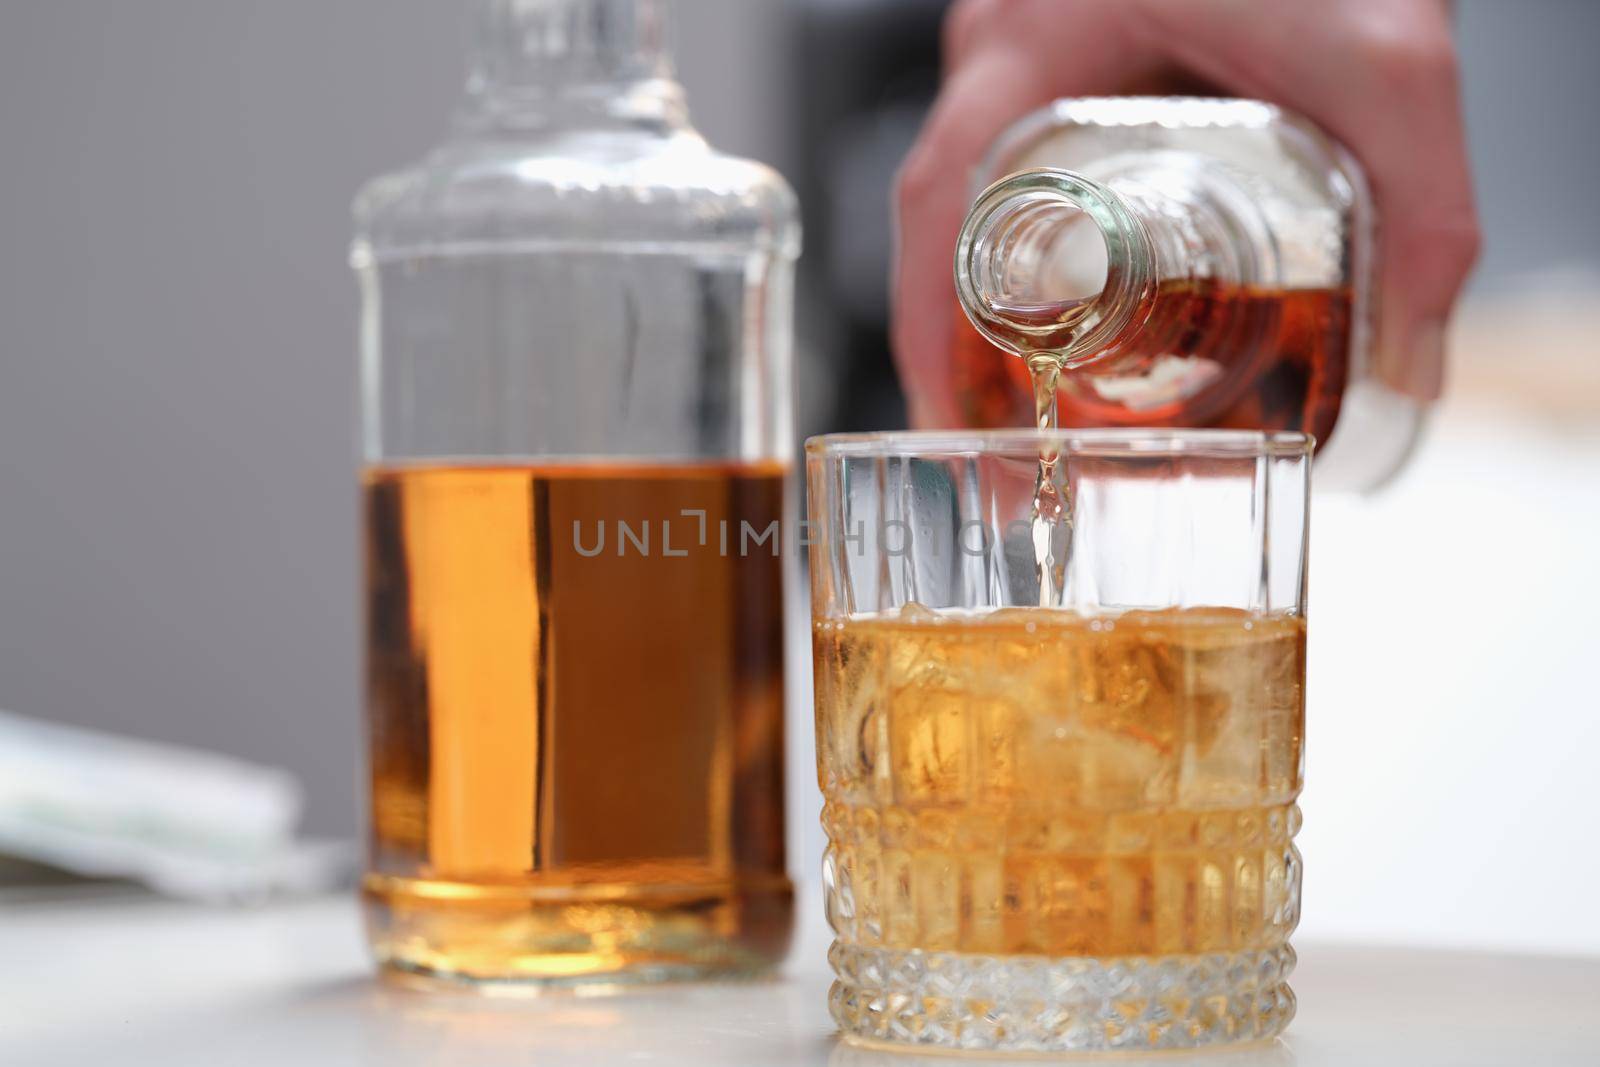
[806, 429, 1309, 1052]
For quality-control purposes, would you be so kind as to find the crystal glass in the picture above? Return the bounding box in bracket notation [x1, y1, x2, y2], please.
[353, 0, 798, 987]
[807, 429, 1309, 1052]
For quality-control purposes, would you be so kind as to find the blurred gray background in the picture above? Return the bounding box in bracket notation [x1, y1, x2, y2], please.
[0, 0, 792, 838]
[1, 0, 1596, 846]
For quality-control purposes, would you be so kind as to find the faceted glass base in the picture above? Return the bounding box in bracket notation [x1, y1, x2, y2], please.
[828, 941, 1296, 1053]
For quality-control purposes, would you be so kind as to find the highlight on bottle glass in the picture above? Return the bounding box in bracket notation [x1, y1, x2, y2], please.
[806, 428, 1309, 1053]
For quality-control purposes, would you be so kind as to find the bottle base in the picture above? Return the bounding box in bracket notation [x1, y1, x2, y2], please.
[828, 940, 1296, 1053]
[363, 872, 793, 990]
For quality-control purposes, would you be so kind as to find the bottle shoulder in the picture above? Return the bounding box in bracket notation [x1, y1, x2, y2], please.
[984, 96, 1372, 298]
[353, 128, 800, 260]
[984, 97, 1367, 211]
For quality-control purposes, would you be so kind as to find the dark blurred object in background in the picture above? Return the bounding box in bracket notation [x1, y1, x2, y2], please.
[790, 0, 947, 434]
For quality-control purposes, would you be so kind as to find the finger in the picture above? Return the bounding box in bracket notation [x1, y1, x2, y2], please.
[942, 0, 1000, 75]
[1349, 24, 1480, 399]
[1129, 0, 1480, 399]
[894, 2, 1138, 427]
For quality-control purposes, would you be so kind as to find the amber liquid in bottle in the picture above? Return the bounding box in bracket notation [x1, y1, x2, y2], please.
[363, 461, 791, 985]
[953, 281, 1352, 442]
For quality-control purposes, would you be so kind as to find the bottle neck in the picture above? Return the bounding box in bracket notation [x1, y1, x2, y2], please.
[459, 0, 688, 135]
[955, 163, 1271, 368]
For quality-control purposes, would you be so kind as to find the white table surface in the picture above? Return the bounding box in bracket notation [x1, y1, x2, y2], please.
[7, 893, 1598, 1066]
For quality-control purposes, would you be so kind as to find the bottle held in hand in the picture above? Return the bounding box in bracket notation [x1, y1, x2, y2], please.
[953, 97, 1412, 489]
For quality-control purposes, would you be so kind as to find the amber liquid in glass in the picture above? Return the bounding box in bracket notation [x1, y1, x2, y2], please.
[954, 282, 1352, 442]
[363, 462, 791, 985]
[814, 606, 1304, 959]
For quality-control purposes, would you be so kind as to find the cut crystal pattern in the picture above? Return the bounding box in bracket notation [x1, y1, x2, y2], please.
[829, 941, 1297, 1052]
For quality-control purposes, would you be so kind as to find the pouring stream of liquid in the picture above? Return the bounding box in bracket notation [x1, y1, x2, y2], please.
[1027, 353, 1072, 608]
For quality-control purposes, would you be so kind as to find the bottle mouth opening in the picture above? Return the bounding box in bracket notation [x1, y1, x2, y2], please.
[955, 168, 1152, 366]
[981, 197, 1108, 313]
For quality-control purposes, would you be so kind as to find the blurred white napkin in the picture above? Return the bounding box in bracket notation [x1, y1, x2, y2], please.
[0, 709, 352, 902]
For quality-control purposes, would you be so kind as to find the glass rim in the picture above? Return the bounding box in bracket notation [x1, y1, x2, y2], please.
[805, 428, 1314, 459]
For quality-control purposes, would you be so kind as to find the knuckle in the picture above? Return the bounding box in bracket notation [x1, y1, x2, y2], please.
[1392, 215, 1482, 289]
[1364, 23, 1459, 87]
[1436, 218, 1483, 270]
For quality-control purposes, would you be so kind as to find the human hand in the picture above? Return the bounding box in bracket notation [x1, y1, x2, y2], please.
[893, 0, 1480, 426]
